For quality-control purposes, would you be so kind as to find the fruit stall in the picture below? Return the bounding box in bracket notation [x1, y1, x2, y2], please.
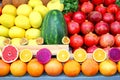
[1, 0, 120, 80]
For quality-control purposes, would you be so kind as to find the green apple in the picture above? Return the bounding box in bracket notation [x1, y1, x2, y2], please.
[9, 26, 25, 38]
[2, 4, 17, 16]
[15, 15, 31, 29]
[34, 5, 49, 18]
[0, 14, 15, 28]
[17, 4, 32, 17]
[0, 36, 6, 47]
[28, 39, 38, 46]
[0, 25, 9, 37]
[11, 38, 22, 46]
[25, 28, 40, 39]
[29, 11, 42, 28]
[28, 0, 43, 8]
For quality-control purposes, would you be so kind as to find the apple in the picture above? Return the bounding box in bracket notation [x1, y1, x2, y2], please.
[29, 11, 42, 28]
[0, 25, 9, 37]
[28, 0, 43, 8]
[0, 14, 15, 28]
[25, 28, 40, 39]
[9, 26, 25, 38]
[2, 4, 17, 16]
[34, 5, 49, 18]
[17, 4, 32, 17]
[15, 15, 31, 29]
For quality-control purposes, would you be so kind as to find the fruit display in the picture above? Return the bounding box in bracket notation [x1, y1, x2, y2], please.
[1, 0, 120, 79]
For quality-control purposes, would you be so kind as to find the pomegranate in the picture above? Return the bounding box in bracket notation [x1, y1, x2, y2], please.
[107, 4, 119, 14]
[110, 21, 120, 35]
[67, 20, 80, 35]
[64, 14, 71, 24]
[80, 0, 89, 3]
[84, 32, 99, 47]
[115, 11, 120, 22]
[81, 1, 94, 13]
[92, 0, 104, 5]
[104, 0, 116, 6]
[87, 45, 98, 53]
[73, 11, 86, 24]
[70, 34, 83, 48]
[95, 21, 109, 35]
[81, 20, 94, 34]
[99, 33, 115, 48]
[95, 4, 106, 15]
[103, 13, 114, 24]
[115, 34, 120, 47]
[88, 11, 102, 24]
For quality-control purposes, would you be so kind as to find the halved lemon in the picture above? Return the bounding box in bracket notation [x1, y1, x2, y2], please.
[57, 49, 70, 62]
[19, 49, 33, 62]
[73, 48, 87, 62]
[93, 48, 107, 62]
[62, 36, 70, 45]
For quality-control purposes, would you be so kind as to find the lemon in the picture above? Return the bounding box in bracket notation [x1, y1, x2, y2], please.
[28, 0, 43, 8]
[25, 28, 40, 39]
[0, 36, 6, 47]
[19, 49, 33, 62]
[15, 15, 31, 29]
[0, 25, 9, 37]
[29, 11, 42, 28]
[9, 26, 25, 38]
[34, 5, 49, 18]
[73, 48, 87, 62]
[17, 4, 32, 17]
[57, 49, 70, 62]
[93, 48, 107, 62]
[0, 14, 15, 28]
[2, 4, 17, 16]
[11, 38, 22, 46]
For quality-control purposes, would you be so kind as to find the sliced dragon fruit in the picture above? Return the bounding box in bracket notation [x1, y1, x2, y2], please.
[108, 47, 120, 62]
[36, 48, 52, 64]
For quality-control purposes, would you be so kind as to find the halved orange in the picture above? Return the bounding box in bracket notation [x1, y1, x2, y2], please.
[73, 48, 87, 62]
[57, 49, 70, 62]
[93, 48, 107, 62]
[19, 49, 33, 62]
[62, 36, 70, 45]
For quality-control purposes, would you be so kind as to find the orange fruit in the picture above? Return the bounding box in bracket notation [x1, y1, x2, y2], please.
[81, 58, 99, 76]
[0, 59, 10, 76]
[19, 49, 33, 62]
[93, 48, 107, 62]
[45, 58, 63, 76]
[117, 61, 120, 73]
[63, 60, 81, 77]
[57, 49, 70, 62]
[62, 36, 70, 45]
[99, 60, 117, 76]
[10, 60, 27, 76]
[27, 58, 44, 77]
[73, 48, 87, 62]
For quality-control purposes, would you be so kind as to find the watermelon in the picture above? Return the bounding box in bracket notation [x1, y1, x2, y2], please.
[41, 10, 68, 44]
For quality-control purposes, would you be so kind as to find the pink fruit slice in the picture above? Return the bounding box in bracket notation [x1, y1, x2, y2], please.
[108, 47, 120, 62]
[36, 48, 52, 64]
[2, 45, 18, 63]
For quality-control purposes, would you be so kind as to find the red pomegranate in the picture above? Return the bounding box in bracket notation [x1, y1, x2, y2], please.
[99, 33, 115, 48]
[95, 4, 106, 15]
[87, 45, 98, 53]
[80, 0, 89, 3]
[103, 13, 114, 24]
[84, 32, 99, 47]
[115, 11, 120, 22]
[107, 4, 119, 14]
[104, 0, 116, 6]
[92, 0, 104, 5]
[115, 34, 120, 47]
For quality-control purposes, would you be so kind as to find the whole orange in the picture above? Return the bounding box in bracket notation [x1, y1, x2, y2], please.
[10, 60, 27, 76]
[81, 58, 99, 76]
[45, 58, 63, 76]
[0, 59, 10, 76]
[27, 58, 44, 77]
[63, 60, 81, 77]
[99, 60, 117, 76]
[117, 61, 120, 73]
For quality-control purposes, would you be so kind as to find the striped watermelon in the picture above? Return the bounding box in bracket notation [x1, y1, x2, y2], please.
[41, 10, 68, 44]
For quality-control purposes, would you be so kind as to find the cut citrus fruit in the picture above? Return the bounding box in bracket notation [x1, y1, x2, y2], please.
[19, 49, 33, 62]
[57, 49, 70, 62]
[36, 48, 52, 64]
[20, 38, 28, 45]
[0, 49, 2, 58]
[93, 48, 107, 62]
[2, 45, 18, 63]
[62, 36, 70, 45]
[73, 48, 87, 62]
[36, 37, 44, 45]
